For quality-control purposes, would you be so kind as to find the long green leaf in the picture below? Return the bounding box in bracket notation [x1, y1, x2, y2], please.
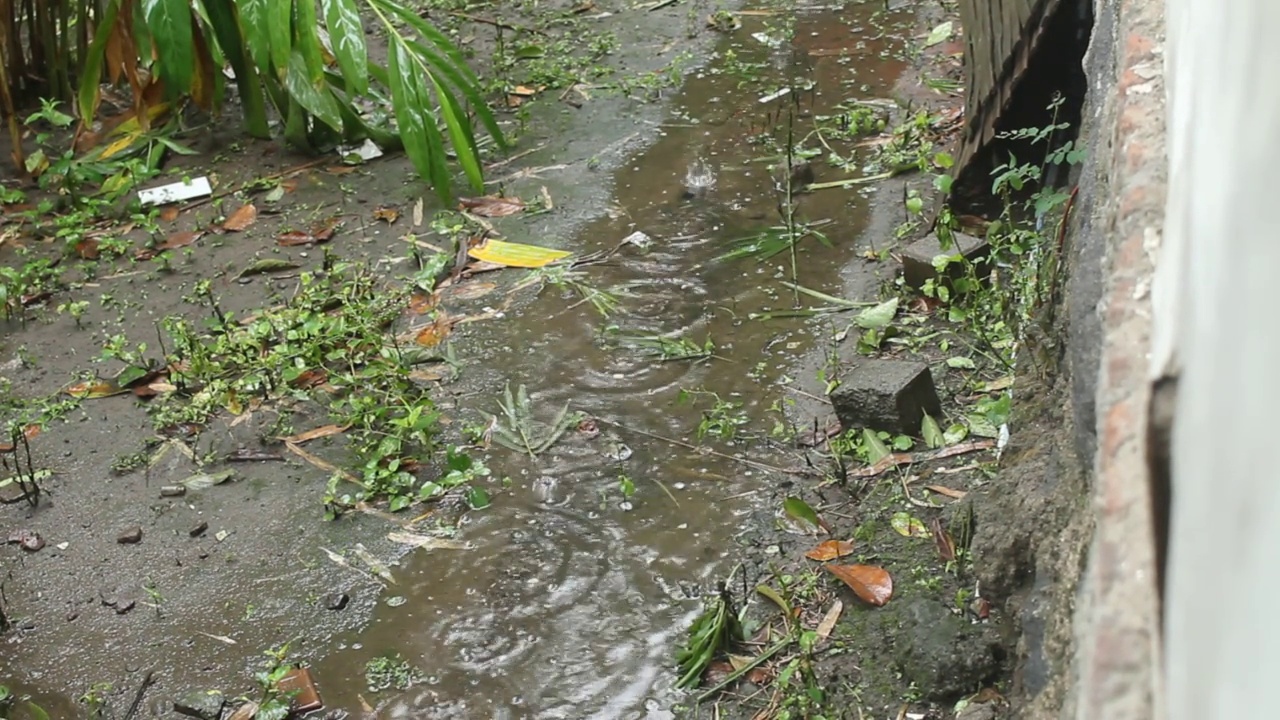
[294, 0, 327, 83]
[409, 39, 506, 151]
[285, 50, 343, 132]
[387, 37, 450, 201]
[141, 0, 195, 96]
[268, 0, 292, 77]
[371, 0, 478, 86]
[78, 0, 124, 125]
[425, 70, 481, 191]
[321, 0, 368, 95]
[237, 0, 271, 71]
[199, 0, 270, 137]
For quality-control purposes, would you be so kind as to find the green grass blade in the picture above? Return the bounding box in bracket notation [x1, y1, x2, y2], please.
[141, 0, 195, 96]
[426, 73, 482, 191]
[321, 0, 369, 95]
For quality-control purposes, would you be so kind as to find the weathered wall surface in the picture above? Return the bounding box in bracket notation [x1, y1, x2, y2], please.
[1157, 1, 1280, 717]
[1068, 0, 1166, 717]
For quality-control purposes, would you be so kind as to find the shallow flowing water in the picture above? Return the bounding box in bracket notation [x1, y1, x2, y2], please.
[306, 4, 913, 716]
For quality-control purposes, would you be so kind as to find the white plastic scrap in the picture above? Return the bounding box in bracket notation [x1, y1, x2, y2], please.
[621, 230, 654, 249]
[137, 176, 212, 206]
[336, 138, 384, 162]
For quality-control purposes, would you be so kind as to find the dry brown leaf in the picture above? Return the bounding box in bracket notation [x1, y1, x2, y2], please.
[281, 424, 349, 444]
[825, 564, 893, 607]
[223, 204, 258, 231]
[440, 282, 497, 302]
[288, 368, 329, 389]
[414, 317, 455, 347]
[924, 484, 966, 499]
[408, 293, 436, 315]
[326, 165, 359, 175]
[458, 195, 525, 217]
[814, 599, 844, 641]
[373, 206, 400, 224]
[277, 217, 339, 247]
[159, 206, 180, 222]
[413, 198, 424, 227]
[804, 539, 855, 562]
[284, 441, 360, 485]
[931, 517, 956, 562]
[75, 238, 100, 259]
[408, 367, 447, 383]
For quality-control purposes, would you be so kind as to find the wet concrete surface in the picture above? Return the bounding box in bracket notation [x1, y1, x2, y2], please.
[0, 0, 920, 716]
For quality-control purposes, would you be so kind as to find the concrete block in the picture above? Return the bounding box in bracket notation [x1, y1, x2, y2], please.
[829, 359, 942, 434]
[901, 231, 990, 290]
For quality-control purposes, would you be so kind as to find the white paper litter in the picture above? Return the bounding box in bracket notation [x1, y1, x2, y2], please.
[138, 177, 212, 206]
[336, 138, 384, 162]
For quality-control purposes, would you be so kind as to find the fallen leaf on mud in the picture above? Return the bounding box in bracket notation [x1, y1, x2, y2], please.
[468, 238, 570, 268]
[277, 217, 340, 246]
[805, 539, 855, 561]
[281, 424, 349, 444]
[756, 583, 793, 617]
[930, 517, 956, 561]
[226, 700, 258, 720]
[408, 367, 447, 383]
[414, 317, 455, 347]
[815, 599, 843, 641]
[285, 441, 361, 485]
[890, 511, 929, 538]
[387, 531, 469, 551]
[222, 203, 258, 231]
[458, 195, 525, 217]
[75, 238, 100, 259]
[440, 281, 497, 302]
[373, 206, 400, 223]
[826, 564, 893, 607]
[921, 412, 945, 449]
[197, 631, 237, 645]
[352, 543, 396, 584]
[861, 427, 892, 463]
[64, 379, 128, 399]
[132, 380, 177, 397]
[413, 198, 425, 226]
[325, 165, 359, 174]
[924, 484, 967, 499]
[934, 439, 996, 459]
[137, 228, 202, 258]
[0, 424, 42, 452]
[180, 469, 236, 490]
[159, 206, 180, 222]
[8, 529, 44, 551]
[782, 496, 828, 534]
[238, 258, 300, 278]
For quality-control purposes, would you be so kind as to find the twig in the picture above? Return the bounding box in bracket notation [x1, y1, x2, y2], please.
[448, 11, 541, 34]
[122, 670, 157, 720]
[594, 419, 816, 477]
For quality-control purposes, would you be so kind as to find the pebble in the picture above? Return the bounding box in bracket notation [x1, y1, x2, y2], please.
[325, 592, 350, 611]
[117, 526, 143, 544]
[189, 521, 209, 537]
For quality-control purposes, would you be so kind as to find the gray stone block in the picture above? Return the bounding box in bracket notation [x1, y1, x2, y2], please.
[901, 231, 990, 290]
[829, 359, 942, 434]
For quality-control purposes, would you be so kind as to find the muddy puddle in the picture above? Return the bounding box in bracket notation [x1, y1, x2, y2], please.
[1, 1, 919, 717]
[304, 5, 913, 717]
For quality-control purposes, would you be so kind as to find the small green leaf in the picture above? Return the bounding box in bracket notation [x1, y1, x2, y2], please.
[783, 496, 822, 532]
[855, 298, 898, 330]
[181, 469, 236, 490]
[943, 423, 969, 445]
[861, 428, 891, 463]
[515, 44, 546, 59]
[756, 584, 792, 618]
[466, 486, 491, 510]
[924, 21, 953, 47]
[417, 481, 442, 500]
[389, 494, 412, 512]
[946, 356, 976, 369]
[922, 413, 945, 449]
[890, 511, 929, 538]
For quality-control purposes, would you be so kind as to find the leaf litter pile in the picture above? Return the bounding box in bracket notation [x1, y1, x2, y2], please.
[71, 257, 490, 517]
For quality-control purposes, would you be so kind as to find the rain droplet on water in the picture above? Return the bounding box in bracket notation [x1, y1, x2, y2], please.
[683, 159, 716, 198]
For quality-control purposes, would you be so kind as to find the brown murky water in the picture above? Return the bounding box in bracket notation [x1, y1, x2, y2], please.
[304, 5, 912, 717]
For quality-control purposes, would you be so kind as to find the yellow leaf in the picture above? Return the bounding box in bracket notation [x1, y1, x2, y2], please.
[468, 239, 570, 268]
[100, 131, 143, 160]
[65, 380, 127, 399]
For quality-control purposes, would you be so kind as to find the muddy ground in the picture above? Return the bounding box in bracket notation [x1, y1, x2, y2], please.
[0, 0, 1089, 718]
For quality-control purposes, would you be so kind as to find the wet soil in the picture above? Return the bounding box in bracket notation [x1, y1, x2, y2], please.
[0, 0, 1079, 718]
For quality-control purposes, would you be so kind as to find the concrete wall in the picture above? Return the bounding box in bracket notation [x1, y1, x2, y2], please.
[1157, 1, 1280, 717]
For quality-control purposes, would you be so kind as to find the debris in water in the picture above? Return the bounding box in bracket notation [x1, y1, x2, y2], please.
[621, 230, 654, 249]
[387, 531, 469, 551]
[325, 592, 350, 611]
[278, 667, 323, 713]
[682, 159, 716, 198]
[458, 194, 525, 217]
[468, 238, 570, 267]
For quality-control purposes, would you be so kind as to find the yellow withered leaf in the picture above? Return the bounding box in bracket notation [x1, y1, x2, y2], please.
[467, 239, 570, 268]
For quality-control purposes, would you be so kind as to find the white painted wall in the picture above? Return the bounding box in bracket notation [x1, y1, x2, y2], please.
[1158, 0, 1280, 716]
